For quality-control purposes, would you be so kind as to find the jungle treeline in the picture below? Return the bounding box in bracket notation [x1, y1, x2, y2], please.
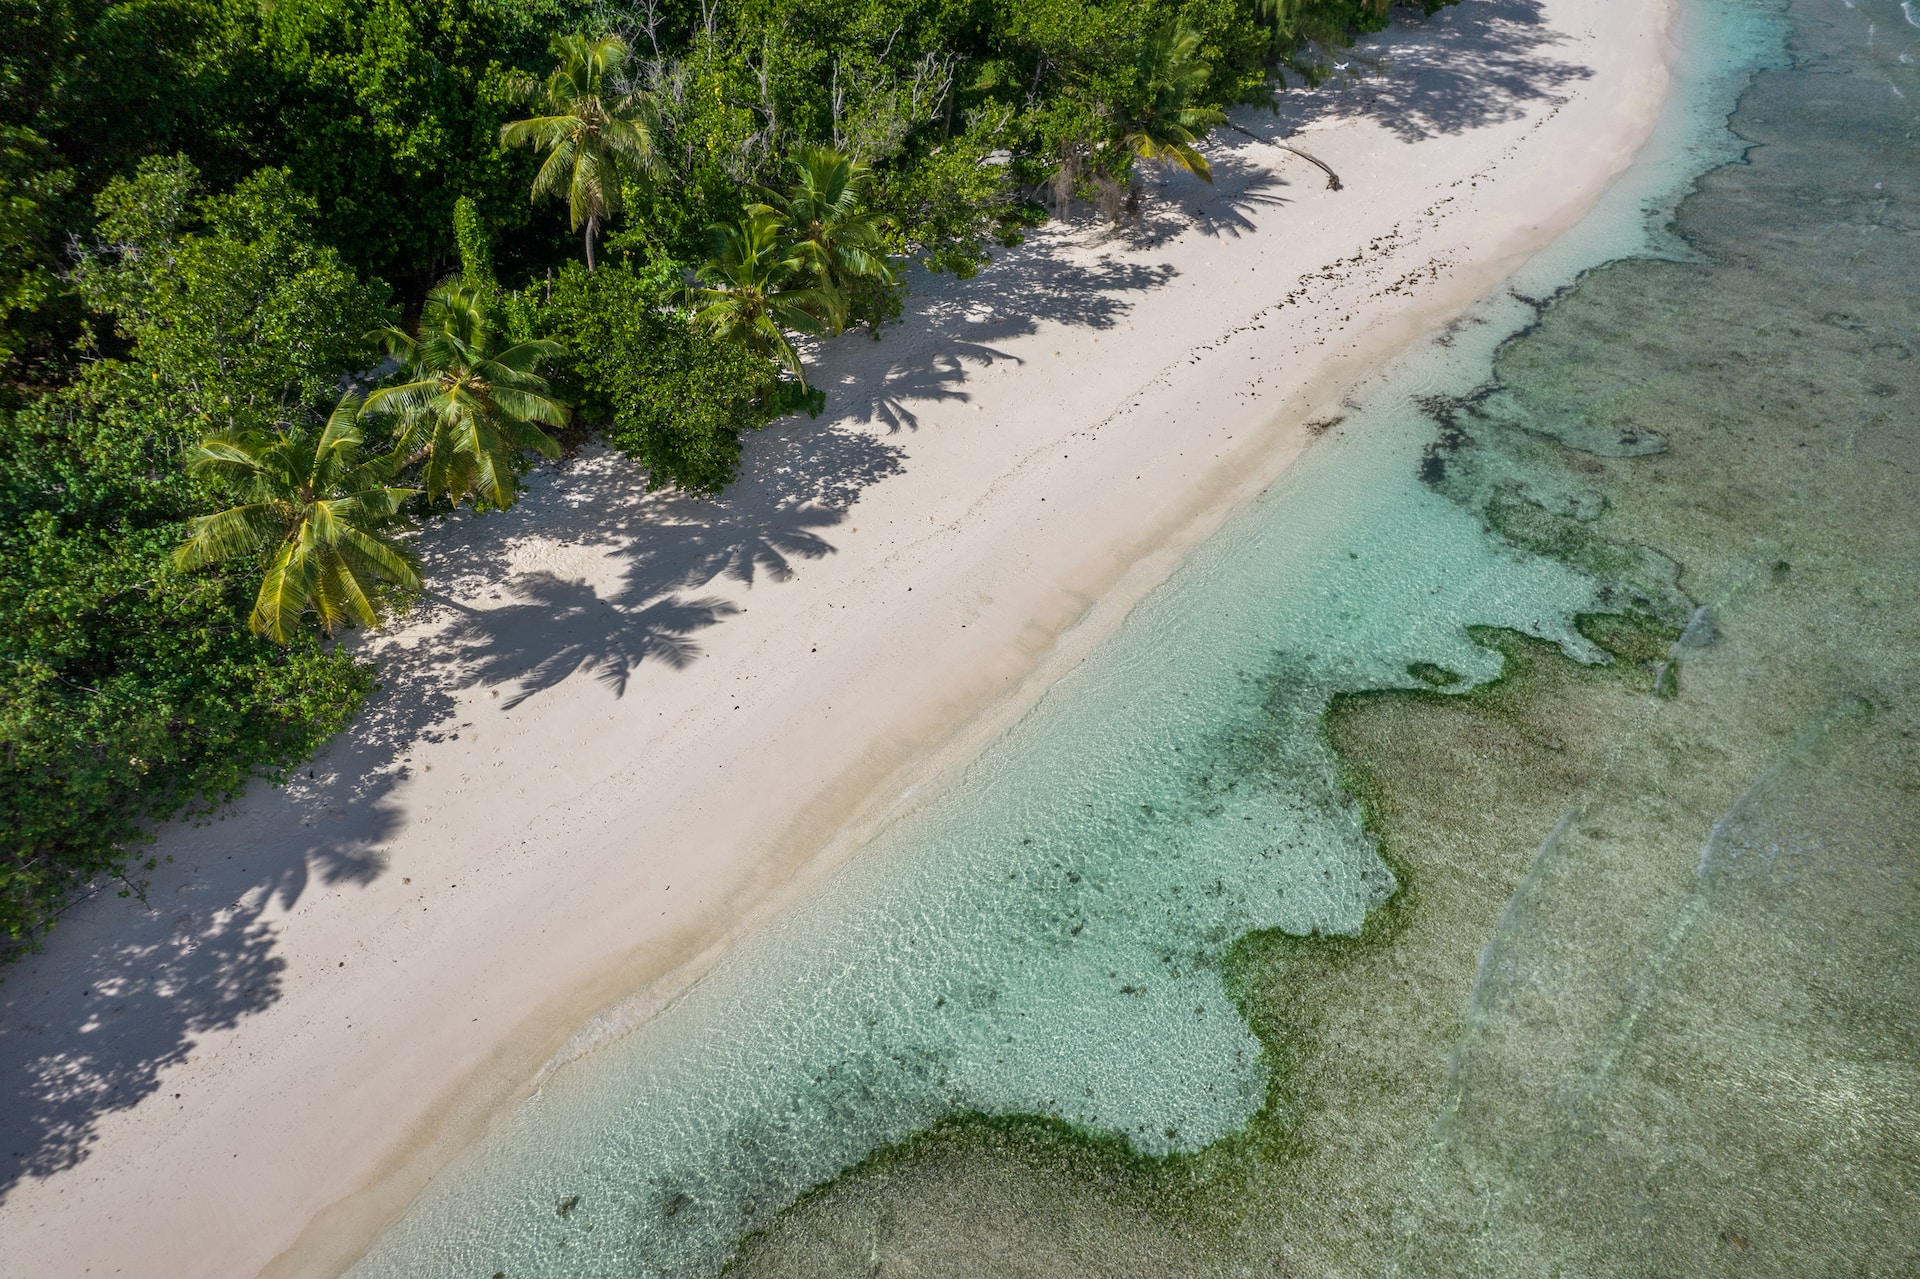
[0, 0, 1449, 953]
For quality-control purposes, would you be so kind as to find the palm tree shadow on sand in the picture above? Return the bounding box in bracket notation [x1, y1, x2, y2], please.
[1256, 0, 1590, 144]
[437, 576, 738, 709]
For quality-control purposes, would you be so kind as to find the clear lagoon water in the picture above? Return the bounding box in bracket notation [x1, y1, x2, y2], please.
[349, 0, 1920, 1274]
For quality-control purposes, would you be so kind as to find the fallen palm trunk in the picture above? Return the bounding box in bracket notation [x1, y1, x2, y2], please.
[1225, 122, 1344, 190]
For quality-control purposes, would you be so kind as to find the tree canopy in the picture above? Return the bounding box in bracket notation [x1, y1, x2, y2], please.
[372, 281, 569, 509]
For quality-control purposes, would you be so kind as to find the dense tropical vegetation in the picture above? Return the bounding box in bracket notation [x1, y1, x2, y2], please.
[0, 0, 1451, 954]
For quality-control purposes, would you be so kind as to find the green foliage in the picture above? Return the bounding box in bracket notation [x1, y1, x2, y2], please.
[869, 124, 1037, 281]
[500, 33, 664, 269]
[1003, 0, 1271, 213]
[539, 259, 789, 495]
[1260, 0, 1456, 80]
[174, 395, 422, 642]
[452, 195, 496, 290]
[1122, 23, 1229, 183]
[692, 213, 836, 385]
[750, 144, 897, 329]
[0, 126, 73, 377]
[241, 0, 576, 287]
[74, 157, 396, 433]
[370, 281, 568, 509]
[1, 0, 576, 300]
[0, 370, 376, 957]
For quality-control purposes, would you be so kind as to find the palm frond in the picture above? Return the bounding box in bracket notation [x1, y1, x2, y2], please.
[364, 380, 443, 418]
[371, 325, 420, 364]
[463, 428, 515, 508]
[493, 334, 566, 361]
[311, 546, 376, 634]
[499, 114, 580, 150]
[530, 139, 583, 211]
[174, 503, 282, 569]
[184, 429, 276, 479]
[498, 415, 563, 456]
[250, 540, 316, 643]
[334, 526, 420, 590]
[489, 385, 569, 430]
[772, 288, 836, 334]
[566, 146, 611, 226]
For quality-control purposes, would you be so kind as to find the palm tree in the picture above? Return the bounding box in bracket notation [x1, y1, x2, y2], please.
[369, 281, 568, 510]
[748, 145, 894, 328]
[499, 33, 661, 271]
[691, 213, 837, 387]
[1120, 23, 1227, 184]
[174, 394, 420, 644]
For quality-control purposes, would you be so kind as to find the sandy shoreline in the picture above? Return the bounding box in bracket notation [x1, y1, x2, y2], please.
[0, 2, 1677, 1275]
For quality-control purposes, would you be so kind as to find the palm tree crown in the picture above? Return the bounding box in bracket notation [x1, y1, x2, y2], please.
[174, 395, 420, 644]
[749, 145, 894, 327]
[369, 282, 569, 510]
[691, 214, 837, 387]
[500, 33, 661, 270]
[1122, 23, 1226, 184]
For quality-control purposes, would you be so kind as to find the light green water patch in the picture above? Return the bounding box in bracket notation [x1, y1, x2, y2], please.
[347, 1, 1822, 1275]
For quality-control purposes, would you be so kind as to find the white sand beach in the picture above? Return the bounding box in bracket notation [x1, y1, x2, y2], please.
[0, 2, 1677, 1274]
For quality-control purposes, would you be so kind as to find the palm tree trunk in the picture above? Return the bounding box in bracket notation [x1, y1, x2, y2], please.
[585, 213, 598, 272]
[1223, 122, 1343, 191]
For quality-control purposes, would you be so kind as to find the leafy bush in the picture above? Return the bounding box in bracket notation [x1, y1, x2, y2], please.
[534, 260, 798, 495]
[0, 157, 391, 954]
[0, 374, 375, 956]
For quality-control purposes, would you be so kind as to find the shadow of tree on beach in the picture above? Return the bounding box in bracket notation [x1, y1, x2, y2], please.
[1255, 0, 1592, 143]
[830, 250, 1183, 431]
[440, 577, 738, 708]
[0, 799, 384, 1194]
[1171, 158, 1298, 241]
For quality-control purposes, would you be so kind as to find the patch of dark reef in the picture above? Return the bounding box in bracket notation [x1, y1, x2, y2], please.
[726, 0, 1920, 1272]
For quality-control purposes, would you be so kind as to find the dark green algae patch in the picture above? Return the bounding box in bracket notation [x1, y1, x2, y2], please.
[726, 0, 1920, 1271]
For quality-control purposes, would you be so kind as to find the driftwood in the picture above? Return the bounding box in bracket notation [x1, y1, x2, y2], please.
[1224, 122, 1344, 191]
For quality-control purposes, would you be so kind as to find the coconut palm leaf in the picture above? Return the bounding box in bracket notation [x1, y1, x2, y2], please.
[176, 393, 420, 643]
[175, 501, 282, 569]
[500, 34, 662, 270]
[692, 213, 836, 386]
[367, 281, 567, 509]
[749, 145, 896, 328]
[250, 540, 315, 642]
[488, 378, 570, 426]
[314, 545, 376, 634]
[1122, 23, 1227, 184]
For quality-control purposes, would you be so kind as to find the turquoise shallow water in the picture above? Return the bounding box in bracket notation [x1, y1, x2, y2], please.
[347, 4, 1789, 1276]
